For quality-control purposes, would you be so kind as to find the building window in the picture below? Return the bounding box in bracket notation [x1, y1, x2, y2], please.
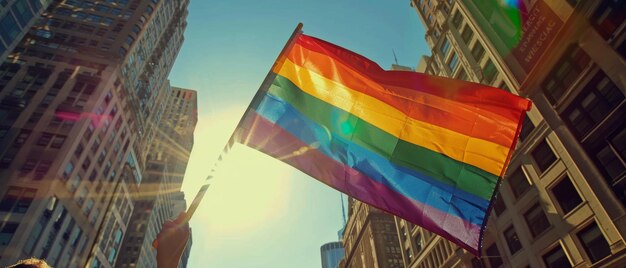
[0, 187, 35, 213]
[461, 25, 474, 44]
[577, 222, 611, 263]
[524, 204, 551, 238]
[84, 199, 94, 215]
[51, 135, 66, 148]
[11, 0, 34, 27]
[440, 38, 451, 56]
[471, 42, 485, 63]
[76, 188, 87, 205]
[89, 170, 97, 182]
[492, 195, 506, 217]
[414, 233, 422, 253]
[21, 159, 37, 173]
[68, 175, 81, 192]
[452, 10, 463, 28]
[37, 132, 54, 146]
[482, 59, 497, 85]
[14, 189, 36, 213]
[551, 175, 583, 214]
[591, 1, 626, 40]
[542, 45, 590, 105]
[562, 71, 624, 140]
[518, 116, 535, 143]
[531, 140, 557, 173]
[0, 187, 20, 212]
[507, 168, 530, 199]
[566, 0, 579, 7]
[543, 245, 571, 268]
[447, 51, 459, 72]
[15, 130, 31, 145]
[63, 162, 74, 179]
[484, 243, 503, 268]
[74, 143, 84, 158]
[593, 126, 626, 186]
[0, 222, 18, 246]
[69, 227, 82, 247]
[89, 207, 99, 224]
[35, 161, 51, 180]
[23, 216, 46, 254]
[90, 258, 100, 268]
[98, 150, 106, 164]
[0, 14, 20, 43]
[82, 157, 91, 171]
[504, 226, 522, 255]
[455, 67, 468, 81]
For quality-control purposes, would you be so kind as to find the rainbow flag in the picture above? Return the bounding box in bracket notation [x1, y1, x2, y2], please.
[236, 33, 531, 255]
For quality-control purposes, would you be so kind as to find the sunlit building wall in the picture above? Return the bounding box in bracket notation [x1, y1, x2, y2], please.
[148, 86, 198, 190]
[0, 0, 189, 266]
[116, 84, 197, 267]
[88, 170, 135, 268]
[398, 0, 626, 267]
[341, 198, 404, 268]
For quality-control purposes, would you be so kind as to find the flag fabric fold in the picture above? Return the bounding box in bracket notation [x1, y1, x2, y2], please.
[236, 33, 531, 255]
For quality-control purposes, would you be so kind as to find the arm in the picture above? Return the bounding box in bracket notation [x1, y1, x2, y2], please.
[155, 213, 191, 268]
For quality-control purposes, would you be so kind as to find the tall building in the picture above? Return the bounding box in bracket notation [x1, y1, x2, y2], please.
[116, 84, 197, 267]
[0, 0, 190, 266]
[341, 198, 404, 268]
[0, 0, 52, 62]
[148, 86, 198, 190]
[321, 241, 344, 268]
[399, 0, 626, 267]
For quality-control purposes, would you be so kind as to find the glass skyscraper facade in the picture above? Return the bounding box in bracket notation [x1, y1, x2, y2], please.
[321, 241, 344, 268]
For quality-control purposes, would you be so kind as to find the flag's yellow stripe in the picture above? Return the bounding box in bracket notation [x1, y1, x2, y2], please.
[277, 59, 507, 176]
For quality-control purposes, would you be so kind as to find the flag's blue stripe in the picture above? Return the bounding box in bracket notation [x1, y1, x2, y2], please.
[255, 92, 489, 226]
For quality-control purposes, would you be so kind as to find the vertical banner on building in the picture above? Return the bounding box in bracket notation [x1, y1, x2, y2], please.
[461, 0, 525, 58]
[511, 0, 563, 73]
[462, 0, 563, 83]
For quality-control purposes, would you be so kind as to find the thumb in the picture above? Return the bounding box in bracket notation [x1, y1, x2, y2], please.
[174, 212, 188, 225]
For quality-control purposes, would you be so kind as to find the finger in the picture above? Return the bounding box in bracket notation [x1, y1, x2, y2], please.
[163, 220, 176, 228]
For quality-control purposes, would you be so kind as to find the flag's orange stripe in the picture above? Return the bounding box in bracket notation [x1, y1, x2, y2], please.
[287, 43, 519, 147]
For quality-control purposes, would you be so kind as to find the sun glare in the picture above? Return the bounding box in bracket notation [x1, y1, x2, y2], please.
[182, 107, 294, 235]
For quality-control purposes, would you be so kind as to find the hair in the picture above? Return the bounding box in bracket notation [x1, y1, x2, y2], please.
[7, 258, 51, 268]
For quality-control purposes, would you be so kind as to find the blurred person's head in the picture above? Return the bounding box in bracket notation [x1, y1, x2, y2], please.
[6, 258, 51, 268]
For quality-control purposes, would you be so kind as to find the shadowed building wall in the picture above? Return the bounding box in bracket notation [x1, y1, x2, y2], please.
[398, 0, 626, 267]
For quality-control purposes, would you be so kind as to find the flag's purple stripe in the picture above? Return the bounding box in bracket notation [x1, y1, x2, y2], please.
[255, 92, 487, 226]
[239, 111, 481, 254]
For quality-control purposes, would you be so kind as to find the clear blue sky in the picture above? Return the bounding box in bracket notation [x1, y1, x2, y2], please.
[168, 1, 430, 267]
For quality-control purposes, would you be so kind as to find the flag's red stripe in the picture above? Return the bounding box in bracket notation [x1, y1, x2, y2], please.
[295, 34, 532, 118]
[238, 111, 482, 255]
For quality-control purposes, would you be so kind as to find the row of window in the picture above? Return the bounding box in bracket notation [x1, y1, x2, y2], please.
[0, 186, 36, 214]
[543, 44, 626, 207]
[437, 9, 500, 86]
[0, 0, 36, 46]
[25, 198, 88, 267]
[487, 220, 612, 267]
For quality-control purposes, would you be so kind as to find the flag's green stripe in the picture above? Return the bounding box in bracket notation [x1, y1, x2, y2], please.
[269, 74, 498, 201]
